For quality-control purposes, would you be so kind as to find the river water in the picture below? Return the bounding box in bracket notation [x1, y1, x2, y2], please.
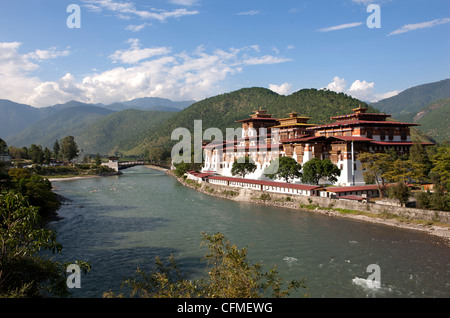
[47, 166, 450, 298]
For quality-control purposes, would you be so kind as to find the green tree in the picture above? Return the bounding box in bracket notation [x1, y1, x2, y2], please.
[358, 152, 393, 198]
[231, 156, 257, 179]
[430, 146, 450, 191]
[264, 156, 301, 183]
[104, 232, 306, 298]
[29, 144, 44, 164]
[409, 141, 432, 177]
[60, 136, 79, 162]
[0, 138, 7, 154]
[0, 192, 91, 297]
[387, 181, 411, 207]
[43, 147, 51, 165]
[95, 153, 102, 166]
[53, 140, 60, 159]
[301, 158, 341, 185]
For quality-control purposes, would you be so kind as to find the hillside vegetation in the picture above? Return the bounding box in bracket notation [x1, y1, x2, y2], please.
[414, 98, 450, 143]
[76, 109, 175, 155]
[370, 78, 450, 122]
[128, 87, 378, 155]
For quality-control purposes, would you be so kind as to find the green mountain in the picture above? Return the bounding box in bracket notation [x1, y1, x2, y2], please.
[413, 98, 450, 143]
[370, 78, 450, 122]
[5, 106, 114, 148]
[75, 109, 175, 155]
[129, 87, 378, 155]
[0, 99, 43, 138]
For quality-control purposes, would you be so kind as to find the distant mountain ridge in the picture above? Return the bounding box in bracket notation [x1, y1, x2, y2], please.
[1, 79, 448, 158]
[370, 78, 450, 122]
[0, 97, 195, 142]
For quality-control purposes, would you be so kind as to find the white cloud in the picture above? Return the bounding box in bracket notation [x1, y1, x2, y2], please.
[0, 41, 292, 107]
[27, 47, 70, 61]
[109, 39, 170, 64]
[242, 55, 292, 65]
[125, 23, 151, 32]
[388, 17, 450, 36]
[269, 83, 292, 95]
[237, 10, 260, 16]
[325, 76, 347, 92]
[82, 0, 199, 22]
[323, 76, 399, 102]
[168, 0, 200, 6]
[0, 42, 70, 105]
[318, 22, 363, 32]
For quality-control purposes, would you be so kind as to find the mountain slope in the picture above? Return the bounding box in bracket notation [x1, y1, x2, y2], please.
[5, 106, 114, 148]
[75, 109, 176, 155]
[370, 78, 450, 122]
[0, 100, 43, 138]
[129, 87, 378, 155]
[414, 98, 450, 143]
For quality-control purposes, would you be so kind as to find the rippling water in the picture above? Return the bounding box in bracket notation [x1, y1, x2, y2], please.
[47, 166, 450, 298]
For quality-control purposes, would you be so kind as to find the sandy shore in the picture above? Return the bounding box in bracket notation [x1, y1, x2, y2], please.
[48, 175, 101, 182]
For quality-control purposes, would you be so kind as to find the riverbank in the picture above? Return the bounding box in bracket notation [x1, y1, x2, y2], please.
[168, 170, 450, 243]
[47, 171, 122, 182]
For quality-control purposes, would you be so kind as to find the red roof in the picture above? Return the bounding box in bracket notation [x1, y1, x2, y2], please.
[207, 175, 321, 190]
[325, 184, 380, 193]
[371, 141, 435, 146]
[325, 183, 412, 193]
[329, 136, 373, 142]
[307, 120, 419, 129]
[236, 117, 279, 123]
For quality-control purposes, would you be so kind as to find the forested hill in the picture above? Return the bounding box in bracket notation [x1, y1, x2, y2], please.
[128, 87, 377, 155]
[370, 78, 450, 122]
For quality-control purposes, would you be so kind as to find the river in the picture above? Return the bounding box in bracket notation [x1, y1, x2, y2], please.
[47, 166, 450, 298]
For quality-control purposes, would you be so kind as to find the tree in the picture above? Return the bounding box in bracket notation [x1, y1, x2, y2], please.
[103, 232, 306, 298]
[301, 158, 341, 185]
[29, 144, 44, 164]
[430, 146, 450, 191]
[358, 152, 393, 198]
[0, 192, 91, 297]
[53, 140, 60, 159]
[95, 153, 102, 166]
[60, 136, 79, 162]
[387, 181, 410, 207]
[264, 156, 301, 183]
[231, 156, 257, 179]
[43, 147, 51, 164]
[0, 138, 7, 154]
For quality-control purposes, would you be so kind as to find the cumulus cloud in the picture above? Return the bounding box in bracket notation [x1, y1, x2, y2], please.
[388, 17, 450, 36]
[0, 42, 69, 105]
[269, 83, 292, 95]
[0, 41, 292, 107]
[323, 76, 399, 102]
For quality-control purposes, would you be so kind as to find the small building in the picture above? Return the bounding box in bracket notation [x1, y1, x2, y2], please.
[101, 156, 119, 172]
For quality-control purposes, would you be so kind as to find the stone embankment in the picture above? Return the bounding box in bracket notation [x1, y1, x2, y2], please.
[168, 170, 450, 243]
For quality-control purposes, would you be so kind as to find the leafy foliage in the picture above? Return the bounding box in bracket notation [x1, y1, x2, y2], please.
[264, 156, 301, 183]
[0, 192, 91, 297]
[301, 158, 340, 185]
[231, 156, 257, 178]
[103, 232, 307, 298]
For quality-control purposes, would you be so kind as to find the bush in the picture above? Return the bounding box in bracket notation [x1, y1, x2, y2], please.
[103, 233, 307, 298]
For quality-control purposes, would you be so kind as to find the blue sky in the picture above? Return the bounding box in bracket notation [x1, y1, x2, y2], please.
[0, 0, 449, 107]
